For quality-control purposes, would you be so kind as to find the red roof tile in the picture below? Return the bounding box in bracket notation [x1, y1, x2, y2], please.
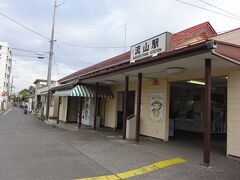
[172, 21, 217, 48]
[60, 51, 131, 82]
[59, 22, 217, 83]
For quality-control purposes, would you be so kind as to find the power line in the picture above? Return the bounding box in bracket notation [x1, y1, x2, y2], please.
[59, 40, 130, 49]
[175, 0, 240, 21]
[1, 44, 45, 54]
[53, 54, 61, 77]
[12, 47, 41, 54]
[198, 0, 240, 19]
[56, 43, 94, 65]
[0, 51, 46, 58]
[0, 10, 50, 40]
[12, 53, 46, 59]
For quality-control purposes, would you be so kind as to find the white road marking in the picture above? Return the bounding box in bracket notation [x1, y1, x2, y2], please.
[3, 108, 12, 116]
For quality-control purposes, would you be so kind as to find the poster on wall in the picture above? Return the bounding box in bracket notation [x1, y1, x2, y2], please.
[150, 94, 163, 121]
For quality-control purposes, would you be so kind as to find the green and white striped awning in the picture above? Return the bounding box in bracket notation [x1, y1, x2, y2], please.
[53, 85, 113, 98]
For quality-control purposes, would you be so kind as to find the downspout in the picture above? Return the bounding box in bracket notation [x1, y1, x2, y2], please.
[211, 49, 240, 66]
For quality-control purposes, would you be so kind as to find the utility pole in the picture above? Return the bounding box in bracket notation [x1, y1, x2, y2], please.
[46, 0, 65, 119]
[46, 0, 57, 120]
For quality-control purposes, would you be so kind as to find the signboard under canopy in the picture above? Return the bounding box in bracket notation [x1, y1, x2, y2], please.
[130, 32, 172, 63]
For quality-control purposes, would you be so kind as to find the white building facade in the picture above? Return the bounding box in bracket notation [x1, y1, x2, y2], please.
[0, 42, 12, 111]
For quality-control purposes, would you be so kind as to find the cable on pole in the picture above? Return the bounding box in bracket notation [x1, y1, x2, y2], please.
[59, 40, 130, 49]
[175, 0, 240, 21]
[56, 43, 94, 65]
[198, 0, 240, 19]
[0, 10, 50, 40]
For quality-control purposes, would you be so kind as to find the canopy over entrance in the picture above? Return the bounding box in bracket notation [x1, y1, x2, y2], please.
[53, 85, 113, 98]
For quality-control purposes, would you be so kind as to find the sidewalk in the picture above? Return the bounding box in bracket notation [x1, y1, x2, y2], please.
[44, 119, 81, 131]
[1, 108, 239, 180]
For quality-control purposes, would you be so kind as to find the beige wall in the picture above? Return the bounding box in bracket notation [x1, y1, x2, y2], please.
[227, 70, 240, 157]
[104, 68, 239, 145]
[105, 97, 116, 128]
[53, 97, 59, 117]
[49, 96, 59, 118]
[104, 79, 169, 141]
[140, 79, 169, 141]
[59, 97, 68, 122]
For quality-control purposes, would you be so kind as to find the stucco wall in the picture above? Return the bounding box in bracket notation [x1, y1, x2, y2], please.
[104, 79, 169, 141]
[49, 96, 59, 118]
[227, 70, 240, 157]
[59, 97, 68, 122]
[53, 97, 59, 117]
[105, 97, 116, 128]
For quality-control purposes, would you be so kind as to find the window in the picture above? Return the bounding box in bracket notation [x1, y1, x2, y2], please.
[0, 45, 2, 50]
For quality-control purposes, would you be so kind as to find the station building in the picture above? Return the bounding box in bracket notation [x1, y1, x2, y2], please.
[49, 22, 240, 164]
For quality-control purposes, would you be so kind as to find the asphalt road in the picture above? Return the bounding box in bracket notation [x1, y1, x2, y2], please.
[0, 107, 239, 180]
[0, 108, 112, 180]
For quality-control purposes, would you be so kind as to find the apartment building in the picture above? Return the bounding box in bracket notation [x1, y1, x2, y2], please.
[0, 42, 12, 111]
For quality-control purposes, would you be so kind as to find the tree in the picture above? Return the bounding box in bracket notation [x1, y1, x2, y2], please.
[18, 89, 31, 102]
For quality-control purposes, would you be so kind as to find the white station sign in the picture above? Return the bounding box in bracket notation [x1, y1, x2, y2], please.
[130, 32, 172, 63]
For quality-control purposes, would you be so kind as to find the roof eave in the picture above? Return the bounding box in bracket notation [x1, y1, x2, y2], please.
[79, 40, 216, 81]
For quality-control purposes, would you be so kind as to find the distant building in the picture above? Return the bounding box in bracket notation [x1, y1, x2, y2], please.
[0, 42, 12, 111]
[32, 79, 58, 118]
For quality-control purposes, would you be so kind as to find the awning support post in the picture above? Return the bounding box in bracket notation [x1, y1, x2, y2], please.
[135, 73, 142, 142]
[93, 82, 99, 130]
[203, 58, 211, 165]
[123, 76, 129, 139]
[78, 97, 83, 129]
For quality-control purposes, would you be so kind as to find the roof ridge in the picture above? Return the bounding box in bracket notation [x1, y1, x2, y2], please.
[59, 22, 217, 83]
[59, 51, 130, 82]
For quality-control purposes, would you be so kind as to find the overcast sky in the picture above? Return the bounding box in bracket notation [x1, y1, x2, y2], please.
[0, 0, 239, 92]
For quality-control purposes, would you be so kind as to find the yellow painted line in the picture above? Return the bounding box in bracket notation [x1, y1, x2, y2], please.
[74, 157, 186, 180]
[75, 175, 120, 180]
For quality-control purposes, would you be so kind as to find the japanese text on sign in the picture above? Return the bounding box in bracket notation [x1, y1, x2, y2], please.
[130, 32, 172, 63]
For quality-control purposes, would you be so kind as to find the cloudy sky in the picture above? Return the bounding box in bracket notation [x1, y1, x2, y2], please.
[0, 0, 240, 92]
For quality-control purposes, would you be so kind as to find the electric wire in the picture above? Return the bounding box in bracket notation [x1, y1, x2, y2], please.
[198, 0, 240, 19]
[0, 51, 46, 59]
[56, 43, 94, 65]
[175, 0, 240, 21]
[53, 54, 61, 77]
[11, 47, 41, 54]
[0, 10, 128, 50]
[59, 40, 130, 49]
[0, 10, 50, 40]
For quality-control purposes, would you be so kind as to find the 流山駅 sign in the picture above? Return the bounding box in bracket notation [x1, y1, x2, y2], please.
[130, 32, 172, 63]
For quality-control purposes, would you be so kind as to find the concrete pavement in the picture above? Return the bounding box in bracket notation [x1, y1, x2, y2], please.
[0, 108, 113, 180]
[0, 108, 239, 180]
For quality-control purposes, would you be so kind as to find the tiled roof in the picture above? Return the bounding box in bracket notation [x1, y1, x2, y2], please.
[59, 21, 217, 83]
[172, 21, 217, 49]
[60, 51, 131, 82]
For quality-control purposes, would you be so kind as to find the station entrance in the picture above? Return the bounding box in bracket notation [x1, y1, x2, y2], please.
[169, 76, 227, 155]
